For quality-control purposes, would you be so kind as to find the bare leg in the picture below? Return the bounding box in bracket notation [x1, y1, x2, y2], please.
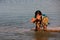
[35, 23, 40, 31]
[43, 25, 47, 31]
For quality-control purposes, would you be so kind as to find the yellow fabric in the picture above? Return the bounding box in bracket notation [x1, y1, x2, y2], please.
[42, 16, 48, 25]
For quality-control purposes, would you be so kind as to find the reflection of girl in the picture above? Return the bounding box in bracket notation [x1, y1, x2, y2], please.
[31, 10, 48, 31]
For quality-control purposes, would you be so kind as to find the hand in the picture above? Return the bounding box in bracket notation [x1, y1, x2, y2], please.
[31, 18, 36, 22]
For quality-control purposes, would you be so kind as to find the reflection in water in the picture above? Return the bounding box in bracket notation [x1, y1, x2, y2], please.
[34, 31, 50, 40]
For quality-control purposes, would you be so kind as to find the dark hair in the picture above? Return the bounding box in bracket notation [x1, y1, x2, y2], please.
[35, 10, 42, 18]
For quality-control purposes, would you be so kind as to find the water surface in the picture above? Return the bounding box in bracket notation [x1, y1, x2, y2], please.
[0, 0, 60, 40]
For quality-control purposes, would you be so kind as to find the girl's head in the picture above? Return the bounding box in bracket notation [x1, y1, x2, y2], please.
[35, 10, 42, 18]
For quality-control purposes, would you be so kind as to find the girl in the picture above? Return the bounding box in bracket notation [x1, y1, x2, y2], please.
[31, 10, 48, 31]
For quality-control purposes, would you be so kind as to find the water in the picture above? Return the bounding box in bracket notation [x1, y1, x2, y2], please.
[0, 0, 60, 40]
